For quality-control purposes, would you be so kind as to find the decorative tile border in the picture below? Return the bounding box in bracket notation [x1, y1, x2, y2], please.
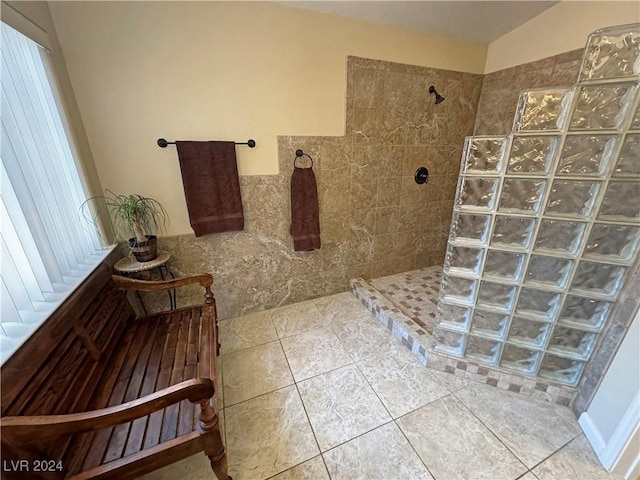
[351, 270, 577, 407]
[424, 351, 575, 406]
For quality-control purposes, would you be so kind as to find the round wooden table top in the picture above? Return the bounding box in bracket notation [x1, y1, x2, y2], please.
[113, 251, 171, 273]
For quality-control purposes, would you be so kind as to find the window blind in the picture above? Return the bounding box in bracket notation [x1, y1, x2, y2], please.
[0, 22, 108, 364]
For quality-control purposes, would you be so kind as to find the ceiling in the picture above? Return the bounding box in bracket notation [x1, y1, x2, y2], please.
[282, 1, 559, 44]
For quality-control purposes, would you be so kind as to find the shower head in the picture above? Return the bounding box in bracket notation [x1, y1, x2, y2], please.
[428, 85, 445, 104]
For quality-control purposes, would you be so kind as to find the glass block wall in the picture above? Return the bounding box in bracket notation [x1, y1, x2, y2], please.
[434, 23, 640, 387]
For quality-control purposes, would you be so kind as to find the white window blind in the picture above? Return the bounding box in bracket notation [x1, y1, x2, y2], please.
[0, 22, 109, 364]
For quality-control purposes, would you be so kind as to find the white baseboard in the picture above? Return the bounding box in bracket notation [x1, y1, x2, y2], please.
[580, 391, 640, 479]
[579, 412, 606, 454]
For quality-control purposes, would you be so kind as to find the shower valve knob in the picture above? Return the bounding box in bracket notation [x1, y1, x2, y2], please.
[415, 167, 429, 185]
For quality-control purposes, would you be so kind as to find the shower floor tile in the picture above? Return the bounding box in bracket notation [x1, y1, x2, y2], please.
[369, 265, 442, 334]
[146, 290, 616, 480]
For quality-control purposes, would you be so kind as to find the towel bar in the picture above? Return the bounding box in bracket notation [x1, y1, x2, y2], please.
[157, 138, 256, 148]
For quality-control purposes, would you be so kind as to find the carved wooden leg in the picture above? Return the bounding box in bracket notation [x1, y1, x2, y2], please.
[199, 399, 230, 480]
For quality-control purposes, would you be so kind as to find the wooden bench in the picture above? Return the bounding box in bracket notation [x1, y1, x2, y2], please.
[0, 263, 229, 479]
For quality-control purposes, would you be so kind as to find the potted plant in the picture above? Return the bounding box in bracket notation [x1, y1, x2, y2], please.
[82, 190, 168, 262]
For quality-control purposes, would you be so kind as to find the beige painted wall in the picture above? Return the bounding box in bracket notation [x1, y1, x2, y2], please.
[485, 0, 640, 73]
[49, 1, 486, 236]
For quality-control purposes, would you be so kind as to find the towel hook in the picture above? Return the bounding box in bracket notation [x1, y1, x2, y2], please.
[294, 149, 314, 168]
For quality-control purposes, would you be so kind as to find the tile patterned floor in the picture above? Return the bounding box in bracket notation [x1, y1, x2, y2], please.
[145, 292, 621, 480]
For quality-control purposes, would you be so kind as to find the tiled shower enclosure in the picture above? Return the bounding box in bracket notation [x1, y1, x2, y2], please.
[434, 23, 640, 387]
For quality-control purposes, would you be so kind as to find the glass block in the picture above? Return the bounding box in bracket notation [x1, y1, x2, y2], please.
[450, 212, 491, 245]
[507, 136, 558, 175]
[507, 317, 551, 348]
[614, 134, 640, 177]
[445, 245, 483, 276]
[539, 354, 585, 386]
[514, 88, 573, 131]
[548, 326, 597, 360]
[598, 181, 640, 223]
[440, 275, 477, 306]
[579, 24, 640, 82]
[466, 335, 501, 365]
[525, 255, 573, 289]
[633, 101, 640, 129]
[570, 83, 637, 130]
[584, 224, 640, 263]
[571, 261, 626, 297]
[476, 281, 516, 312]
[437, 302, 472, 332]
[498, 179, 546, 214]
[483, 250, 525, 282]
[456, 177, 499, 212]
[534, 219, 586, 255]
[515, 288, 562, 322]
[545, 180, 601, 219]
[556, 134, 618, 176]
[433, 329, 466, 356]
[559, 295, 611, 330]
[462, 137, 507, 174]
[500, 344, 541, 375]
[491, 216, 536, 250]
[470, 309, 509, 339]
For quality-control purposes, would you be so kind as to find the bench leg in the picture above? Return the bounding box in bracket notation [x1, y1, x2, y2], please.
[199, 400, 231, 480]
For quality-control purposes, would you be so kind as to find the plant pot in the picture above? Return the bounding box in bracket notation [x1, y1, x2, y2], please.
[128, 235, 158, 262]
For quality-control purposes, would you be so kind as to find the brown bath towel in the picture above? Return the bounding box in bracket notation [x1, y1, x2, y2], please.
[290, 165, 321, 251]
[176, 141, 244, 237]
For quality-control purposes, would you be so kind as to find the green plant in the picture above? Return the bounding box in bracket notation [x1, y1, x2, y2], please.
[82, 190, 168, 243]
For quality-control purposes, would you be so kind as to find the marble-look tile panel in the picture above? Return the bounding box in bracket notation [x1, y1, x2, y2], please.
[517, 473, 539, 480]
[357, 346, 450, 418]
[532, 435, 623, 480]
[137, 453, 213, 480]
[398, 394, 527, 480]
[280, 327, 353, 382]
[225, 386, 319, 480]
[270, 301, 326, 338]
[313, 292, 373, 324]
[297, 365, 391, 451]
[330, 314, 400, 363]
[222, 341, 294, 406]
[219, 311, 278, 354]
[322, 422, 433, 480]
[455, 383, 582, 468]
[268, 456, 330, 480]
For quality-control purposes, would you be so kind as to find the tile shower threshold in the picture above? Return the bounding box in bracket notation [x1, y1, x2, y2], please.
[350, 272, 577, 407]
[350, 277, 432, 365]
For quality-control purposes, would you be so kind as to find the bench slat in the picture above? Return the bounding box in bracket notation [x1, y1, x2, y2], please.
[142, 311, 181, 450]
[160, 309, 196, 443]
[62, 317, 144, 477]
[81, 320, 153, 471]
[102, 318, 162, 464]
[123, 314, 170, 457]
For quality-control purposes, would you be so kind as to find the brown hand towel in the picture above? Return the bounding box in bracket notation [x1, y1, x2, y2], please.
[176, 141, 244, 237]
[290, 165, 321, 251]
